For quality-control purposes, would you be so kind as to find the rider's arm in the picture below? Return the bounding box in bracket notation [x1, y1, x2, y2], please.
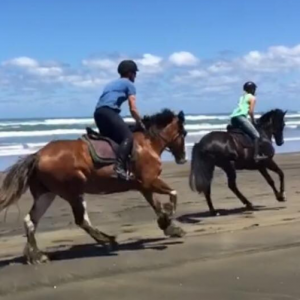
[249, 96, 256, 124]
[127, 81, 143, 125]
[128, 95, 142, 123]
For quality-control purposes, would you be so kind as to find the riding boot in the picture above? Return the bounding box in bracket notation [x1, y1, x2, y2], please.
[254, 138, 268, 161]
[114, 138, 133, 180]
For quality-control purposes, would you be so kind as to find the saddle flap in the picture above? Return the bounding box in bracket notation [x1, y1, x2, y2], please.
[227, 125, 253, 148]
[82, 128, 119, 165]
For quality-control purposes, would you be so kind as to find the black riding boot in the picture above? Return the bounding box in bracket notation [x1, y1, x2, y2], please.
[114, 138, 133, 180]
[254, 138, 267, 161]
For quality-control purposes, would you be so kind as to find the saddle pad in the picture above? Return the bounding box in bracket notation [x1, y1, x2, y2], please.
[227, 125, 253, 148]
[81, 135, 118, 165]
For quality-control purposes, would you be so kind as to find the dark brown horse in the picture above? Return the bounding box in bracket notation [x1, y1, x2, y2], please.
[189, 109, 287, 215]
[0, 109, 187, 264]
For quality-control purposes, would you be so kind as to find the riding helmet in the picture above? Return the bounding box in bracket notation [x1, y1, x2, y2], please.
[243, 81, 257, 94]
[117, 60, 139, 76]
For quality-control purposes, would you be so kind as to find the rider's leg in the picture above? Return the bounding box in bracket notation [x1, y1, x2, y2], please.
[114, 135, 133, 180]
[94, 107, 133, 180]
[233, 116, 267, 160]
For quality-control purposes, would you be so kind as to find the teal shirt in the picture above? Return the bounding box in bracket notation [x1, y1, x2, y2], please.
[231, 93, 252, 118]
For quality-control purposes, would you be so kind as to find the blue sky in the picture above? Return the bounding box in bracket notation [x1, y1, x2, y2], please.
[0, 0, 300, 118]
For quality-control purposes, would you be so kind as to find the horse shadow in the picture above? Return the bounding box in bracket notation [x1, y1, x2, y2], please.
[0, 237, 183, 267]
[177, 205, 285, 224]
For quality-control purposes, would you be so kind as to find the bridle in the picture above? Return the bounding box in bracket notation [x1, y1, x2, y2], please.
[148, 126, 186, 152]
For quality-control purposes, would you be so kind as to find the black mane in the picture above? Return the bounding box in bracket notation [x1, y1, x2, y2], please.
[258, 109, 286, 126]
[142, 109, 177, 130]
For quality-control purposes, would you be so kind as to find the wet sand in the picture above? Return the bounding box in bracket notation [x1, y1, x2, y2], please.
[0, 152, 300, 299]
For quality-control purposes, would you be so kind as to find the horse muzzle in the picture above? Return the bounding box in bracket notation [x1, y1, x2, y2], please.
[276, 140, 284, 146]
[175, 155, 187, 165]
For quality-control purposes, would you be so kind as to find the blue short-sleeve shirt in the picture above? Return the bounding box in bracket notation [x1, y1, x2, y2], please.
[95, 78, 136, 112]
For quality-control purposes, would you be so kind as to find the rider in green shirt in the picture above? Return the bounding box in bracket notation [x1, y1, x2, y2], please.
[230, 81, 267, 161]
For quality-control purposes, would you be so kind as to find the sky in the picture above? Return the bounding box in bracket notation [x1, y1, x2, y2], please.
[0, 0, 300, 118]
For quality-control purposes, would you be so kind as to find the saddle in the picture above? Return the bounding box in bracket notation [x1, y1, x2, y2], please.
[81, 124, 143, 166]
[226, 125, 274, 157]
[226, 125, 253, 148]
[81, 127, 119, 165]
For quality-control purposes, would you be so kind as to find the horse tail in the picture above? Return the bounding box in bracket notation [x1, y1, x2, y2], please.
[0, 153, 38, 211]
[189, 142, 215, 194]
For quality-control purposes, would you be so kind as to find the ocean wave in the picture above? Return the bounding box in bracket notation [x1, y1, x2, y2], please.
[186, 123, 227, 130]
[1, 136, 300, 157]
[0, 129, 86, 138]
[0, 119, 94, 127]
[0, 124, 299, 139]
[0, 113, 299, 128]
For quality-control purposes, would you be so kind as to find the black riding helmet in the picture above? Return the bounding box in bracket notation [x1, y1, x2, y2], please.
[118, 60, 139, 76]
[243, 81, 257, 95]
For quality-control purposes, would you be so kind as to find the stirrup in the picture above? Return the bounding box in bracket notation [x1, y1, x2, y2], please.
[254, 154, 268, 161]
[114, 164, 131, 180]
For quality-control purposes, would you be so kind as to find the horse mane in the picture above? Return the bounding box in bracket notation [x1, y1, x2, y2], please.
[142, 109, 177, 130]
[258, 108, 286, 126]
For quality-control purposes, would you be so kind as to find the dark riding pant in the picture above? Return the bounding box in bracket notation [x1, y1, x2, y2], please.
[231, 116, 260, 140]
[94, 106, 133, 179]
[94, 106, 133, 144]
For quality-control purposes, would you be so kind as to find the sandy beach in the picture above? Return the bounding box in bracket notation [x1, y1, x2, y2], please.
[0, 152, 300, 299]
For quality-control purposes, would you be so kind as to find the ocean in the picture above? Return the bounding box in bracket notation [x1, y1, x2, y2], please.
[0, 112, 300, 171]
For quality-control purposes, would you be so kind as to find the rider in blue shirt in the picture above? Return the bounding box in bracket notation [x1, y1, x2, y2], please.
[94, 60, 144, 180]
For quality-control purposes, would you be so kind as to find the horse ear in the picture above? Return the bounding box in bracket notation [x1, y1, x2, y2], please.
[284, 110, 288, 116]
[178, 110, 185, 123]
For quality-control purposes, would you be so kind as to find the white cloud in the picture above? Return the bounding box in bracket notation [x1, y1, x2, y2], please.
[188, 69, 208, 78]
[83, 53, 164, 75]
[136, 53, 163, 74]
[1, 45, 300, 116]
[169, 51, 199, 66]
[2, 56, 64, 78]
[137, 53, 162, 67]
[82, 58, 117, 71]
[2, 57, 39, 68]
[239, 45, 300, 72]
[207, 61, 233, 73]
[29, 66, 64, 77]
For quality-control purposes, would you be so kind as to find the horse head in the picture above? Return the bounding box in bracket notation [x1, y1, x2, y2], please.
[258, 109, 287, 146]
[142, 109, 187, 164]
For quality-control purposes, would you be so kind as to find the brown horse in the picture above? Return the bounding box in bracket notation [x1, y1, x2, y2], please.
[0, 109, 187, 264]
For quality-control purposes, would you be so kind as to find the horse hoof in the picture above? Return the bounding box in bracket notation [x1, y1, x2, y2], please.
[210, 210, 217, 217]
[246, 204, 254, 211]
[157, 214, 172, 230]
[25, 251, 49, 265]
[164, 224, 186, 238]
[109, 238, 119, 251]
[277, 192, 287, 202]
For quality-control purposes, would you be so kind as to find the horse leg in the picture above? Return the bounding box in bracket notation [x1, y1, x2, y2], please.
[146, 177, 178, 215]
[23, 192, 55, 264]
[259, 166, 282, 201]
[222, 163, 254, 210]
[264, 159, 286, 201]
[203, 186, 217, 216]
[141, 190, 185, 238]
[69, 196, 117, 249]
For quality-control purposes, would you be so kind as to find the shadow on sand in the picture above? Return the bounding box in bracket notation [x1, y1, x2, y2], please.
[177, 205, 285, 224]
[0, 237, 183, 268]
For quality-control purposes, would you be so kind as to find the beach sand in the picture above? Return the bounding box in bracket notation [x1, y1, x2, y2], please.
[0, 152, 300, 299]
